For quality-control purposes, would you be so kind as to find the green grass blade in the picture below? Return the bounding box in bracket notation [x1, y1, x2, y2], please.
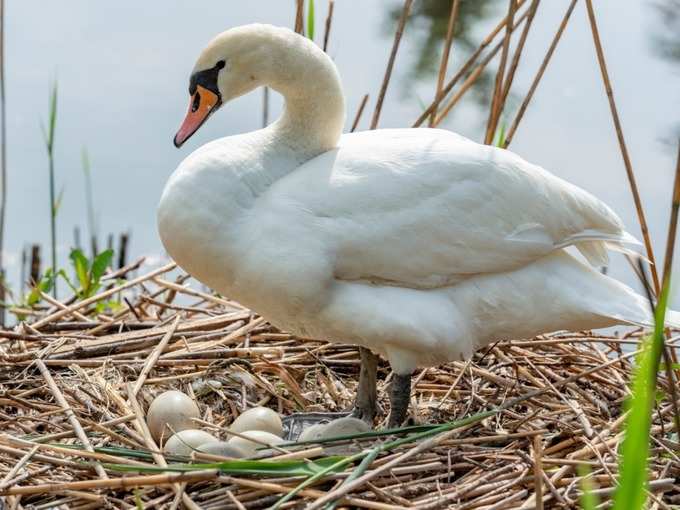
[612, 283, 669, 510]
[69, 248, 90, 292]
[273, 408, 497, 509]
[495, 121, 506, 148]
[578, 464, 600, 510]
[91, 249, 113, 284]
[103, 456, 347, 477]
[52, 185, 65, 218]
[48, 81, 58, 153]
[307, 0, 315, 40]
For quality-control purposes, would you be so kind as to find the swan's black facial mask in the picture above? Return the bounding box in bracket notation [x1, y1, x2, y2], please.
[174, 60, 226, 148]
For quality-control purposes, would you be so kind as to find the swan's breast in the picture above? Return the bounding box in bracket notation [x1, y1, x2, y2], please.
[158, 142, 258, 293]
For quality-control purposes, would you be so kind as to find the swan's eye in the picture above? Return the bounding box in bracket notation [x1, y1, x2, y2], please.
[189, 60, 226, 98]
[191, 91, 201, 112]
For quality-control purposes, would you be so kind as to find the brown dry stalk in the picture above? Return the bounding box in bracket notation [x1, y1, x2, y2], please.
[501, 0, 541, 105]
[662, 140, 680, 286]
[32, 262, 176, 329]
[432, 8, 532, 128]
[659, 140, 680, 438]
[370, 0, 413, 130]
[504, 0, 577, 147]
[0, 469, 218, 496]
[0, 445, 38, 491]
[533, 435, 544, 510]
[430, 0, 460, 126]
[35, 360, 108, 480]
[130, 315, 180, 396]
[413, 0, 529, 127]
[484, 0, 516, 144]
[584, 0, 659, 291]
[351, 94, 369, 133]
[222, 476, 402, 510]
[294, 0, 304, 35]
[323, 0, 334, 52]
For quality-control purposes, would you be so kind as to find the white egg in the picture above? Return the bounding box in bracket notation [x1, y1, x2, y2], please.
[229, 407, 283, 437]
[197, 441, 247, 458]
[317, 417, 371, 455]
[146, 390, 200, 443]
[163, 429, 218, 457]
[227, 430, 285, 457]
[298, 423, 328, 442]
[319, 417, 370, 439]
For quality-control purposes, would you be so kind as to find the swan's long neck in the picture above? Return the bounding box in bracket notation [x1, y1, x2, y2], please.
[265, 33, 346, 158]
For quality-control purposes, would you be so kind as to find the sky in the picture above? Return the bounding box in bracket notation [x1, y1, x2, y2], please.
[5, 0, 680, 303]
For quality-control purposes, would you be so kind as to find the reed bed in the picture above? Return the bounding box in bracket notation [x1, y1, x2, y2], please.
[0, 261, 677, 509]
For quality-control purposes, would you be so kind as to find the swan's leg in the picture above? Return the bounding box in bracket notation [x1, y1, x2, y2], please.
[350, 347, 378, 423]
[388, 372, 412, 428]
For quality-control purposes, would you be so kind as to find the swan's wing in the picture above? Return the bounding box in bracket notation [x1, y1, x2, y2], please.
[260, 128, 636, 289]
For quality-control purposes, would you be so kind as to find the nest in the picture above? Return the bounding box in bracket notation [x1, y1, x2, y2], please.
[0, 261, 678, 509]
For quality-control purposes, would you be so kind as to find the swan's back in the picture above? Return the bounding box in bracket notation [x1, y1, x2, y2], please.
[260, 128, 626, 289]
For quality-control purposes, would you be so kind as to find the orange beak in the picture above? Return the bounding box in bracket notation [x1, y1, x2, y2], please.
[173, 85, 221, 148]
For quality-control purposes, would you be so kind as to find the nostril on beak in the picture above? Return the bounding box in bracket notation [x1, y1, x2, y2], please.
[191, 92, 201, 113]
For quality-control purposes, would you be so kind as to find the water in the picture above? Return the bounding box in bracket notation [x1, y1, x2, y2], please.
[6, 0, 680, 306]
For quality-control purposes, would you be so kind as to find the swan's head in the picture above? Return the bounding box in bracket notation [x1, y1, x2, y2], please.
[174, 24, 293, 148]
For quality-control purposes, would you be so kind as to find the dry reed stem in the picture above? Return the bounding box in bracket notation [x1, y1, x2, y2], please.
[432, 9, 531, 127]
[584, 0, 660, 292]
[0, 470, 219, 496]
[533, 435, 544, 510]
[370, 0, 413, 130]
[429, 0, 460, 126]
[323, 0, 334, 52]
[32, 262, 176, 329]
[350, 94, 369, 133]
[659, 140, 680, 438]
[662, 140, 680, 288]
[131, 315, 180, 396]
[34, 360, 108, 480]
[500, 0, 541, 105]
[0, 445, 38, 491]
[413, 0, 529, 127]
[484, 0, 516, 144]
[294, 0, 304, 35]
[504, 0, 577, 147]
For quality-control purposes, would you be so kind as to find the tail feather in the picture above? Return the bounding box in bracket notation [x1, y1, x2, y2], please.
[556, 229, 647, 269]
[555, 229, 642, 250]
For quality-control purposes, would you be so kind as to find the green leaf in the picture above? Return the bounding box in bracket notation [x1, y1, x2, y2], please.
[26, 270, 55, 306]
[69, 248, 90, 292]
[48, 80, 58, 152]
[306, 0, 315, 40]
[56, 269, 79, 296]
[495, 121, 506, 148]
[578, 464, 600, 510]
[52, 186, 65, 218]
[91, 249, 113, 285]
[134, 489, 143, 510]
[612, 283, 670, 510]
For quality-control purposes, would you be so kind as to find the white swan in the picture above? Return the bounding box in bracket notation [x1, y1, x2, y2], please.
[159, 24, 675, 427]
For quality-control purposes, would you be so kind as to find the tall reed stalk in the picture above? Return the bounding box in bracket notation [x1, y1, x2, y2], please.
[41, 81, 58, 296]
[81, 148, 98, 257]
[0, 0, 6, 324]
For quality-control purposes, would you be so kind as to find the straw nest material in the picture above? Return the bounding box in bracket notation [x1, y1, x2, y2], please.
[0, 260, 678, 509]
